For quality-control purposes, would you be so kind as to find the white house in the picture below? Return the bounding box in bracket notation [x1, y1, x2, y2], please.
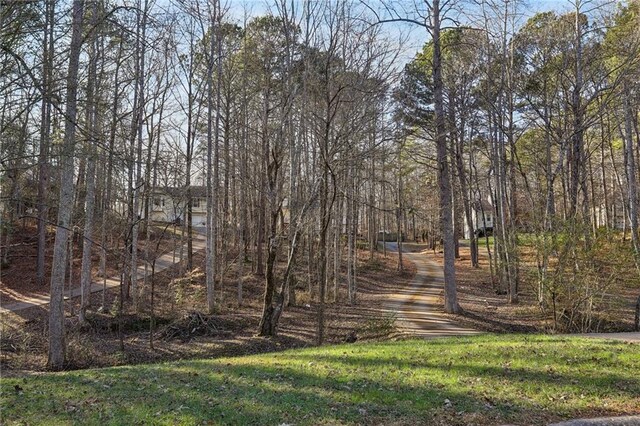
[464, 200, 495, 239]
[151, 186, 207, 226]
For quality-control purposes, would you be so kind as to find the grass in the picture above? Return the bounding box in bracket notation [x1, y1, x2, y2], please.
[460, 234, 542, 247]
[2, 335, 639, 425]
[460, 236, 495, 247]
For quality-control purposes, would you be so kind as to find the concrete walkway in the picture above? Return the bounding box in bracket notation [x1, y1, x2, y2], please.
[385, 243, 480, 338]
[0, 233, 206, 314]
[549, 415, 640, 425]
[570, 332, 640, 343]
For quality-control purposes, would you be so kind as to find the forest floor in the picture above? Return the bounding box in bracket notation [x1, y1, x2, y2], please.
[0, 222, 187, 307]
[2, 335, 639, 425]
[0, 225, 419, 374]
[435, 243, 640, 334]
[2, 224, 638, 376]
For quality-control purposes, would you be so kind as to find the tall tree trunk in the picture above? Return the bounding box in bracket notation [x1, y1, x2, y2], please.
[570, 1, 586, 228]
[257, 160, 280, 336]
[184, 22, 197, 272]
[432, 0, 459, 314]
[624, 85, 639, 258]
[36, 0, 55, 286]
[544, 97, 556, 229]
[48, 0, 85, 370]
[129, 0, 148, 310]
[100, 35, 123, 309]
[205, 3, 221, 314]
[396, 140, 403, 272]
[79, 0, 100, 324]
[317, 164, 329, 344]
[333, 196, 342, 302]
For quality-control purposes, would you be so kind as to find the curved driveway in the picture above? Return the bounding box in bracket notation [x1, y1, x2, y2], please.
[385, 243, 479, 338]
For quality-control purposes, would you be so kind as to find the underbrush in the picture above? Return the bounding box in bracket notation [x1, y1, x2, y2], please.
[526, 225, 640, 332]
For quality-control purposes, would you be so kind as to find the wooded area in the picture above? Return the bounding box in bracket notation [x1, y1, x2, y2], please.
[1, 0, 639, 372]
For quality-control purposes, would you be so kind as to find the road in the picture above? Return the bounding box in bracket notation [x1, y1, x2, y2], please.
[0, 232, 206, 314]
[384, 242, 480, 338]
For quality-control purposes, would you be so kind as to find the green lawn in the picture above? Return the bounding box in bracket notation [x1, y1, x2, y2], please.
[460, 236, 495, 247]
[2, 335, 639, 425]
[461, 233, 544, 247]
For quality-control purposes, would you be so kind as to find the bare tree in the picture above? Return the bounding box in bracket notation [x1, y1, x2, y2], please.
[366, 0, 460, 312]
[48, 0, 85, 370]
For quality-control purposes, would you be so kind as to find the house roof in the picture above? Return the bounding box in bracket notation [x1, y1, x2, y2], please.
[153, 186, 207, 198]
[472, 200, 494, 212]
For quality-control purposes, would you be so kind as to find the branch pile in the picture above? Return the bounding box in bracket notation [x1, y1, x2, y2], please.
[157, 311, 229, 341]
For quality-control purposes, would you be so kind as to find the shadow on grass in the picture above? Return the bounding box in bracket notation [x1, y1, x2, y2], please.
[2, 336, 639, 426]
[3, 363, 448, 425]
[459, 310, 540, 333]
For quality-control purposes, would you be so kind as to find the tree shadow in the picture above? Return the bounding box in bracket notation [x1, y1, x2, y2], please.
[3, 337, 638, 425]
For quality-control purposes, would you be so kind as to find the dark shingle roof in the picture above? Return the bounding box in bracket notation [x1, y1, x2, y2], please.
[153, 186, 207, 198]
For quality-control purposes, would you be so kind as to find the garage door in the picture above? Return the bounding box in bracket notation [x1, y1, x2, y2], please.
[192, 213, 207, 226]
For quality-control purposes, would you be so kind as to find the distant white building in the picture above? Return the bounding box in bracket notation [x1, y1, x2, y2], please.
[151, 186, 207, 226]
[464, 200, 495, 239]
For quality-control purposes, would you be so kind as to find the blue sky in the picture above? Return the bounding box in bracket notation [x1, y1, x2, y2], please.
[224, 0, 583, 63]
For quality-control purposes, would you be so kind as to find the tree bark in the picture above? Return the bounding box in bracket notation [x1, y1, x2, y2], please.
[432, 0, 459, 314]
[79, 0, 100, 324]
[36, 0, 55, 287]
[48, 0, 85, 370]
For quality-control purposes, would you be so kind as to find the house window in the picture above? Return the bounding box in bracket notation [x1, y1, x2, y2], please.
[154, 197, 165, 207]
[192, 198, 201, 208]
